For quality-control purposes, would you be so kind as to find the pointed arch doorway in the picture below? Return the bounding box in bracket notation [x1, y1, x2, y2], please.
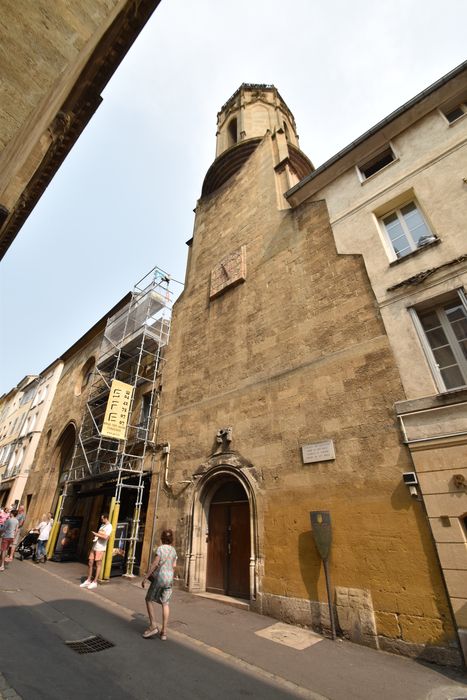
[206, 478, 250, 599]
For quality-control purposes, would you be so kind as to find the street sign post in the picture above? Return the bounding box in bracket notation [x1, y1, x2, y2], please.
[310, 511, 337, 640]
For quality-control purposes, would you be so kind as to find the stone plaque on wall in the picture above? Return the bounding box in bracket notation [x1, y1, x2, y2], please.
[210, 246, 247, 299]
[301, 440, 335, 464]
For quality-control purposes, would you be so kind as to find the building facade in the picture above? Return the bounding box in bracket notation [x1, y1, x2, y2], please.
[22, 272, 172, 578]
[0, 365, 62, 508]
[286, 61, 467, 663]
[150, 83, 463, 665]
[0, 0, 161, 259]
[18, 71, 465, 667]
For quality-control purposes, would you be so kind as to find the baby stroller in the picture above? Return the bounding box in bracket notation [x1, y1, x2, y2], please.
[16, 530, 39, 560]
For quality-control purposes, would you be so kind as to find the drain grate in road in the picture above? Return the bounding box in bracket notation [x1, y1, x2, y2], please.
[65, 635, 114, 654]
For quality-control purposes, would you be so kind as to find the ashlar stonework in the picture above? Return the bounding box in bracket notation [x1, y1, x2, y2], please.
[150, 86, 460, 666]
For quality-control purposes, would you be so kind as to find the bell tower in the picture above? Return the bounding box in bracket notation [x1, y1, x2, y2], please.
[215, 83, 300, 156]
[202, 83, 313, 202]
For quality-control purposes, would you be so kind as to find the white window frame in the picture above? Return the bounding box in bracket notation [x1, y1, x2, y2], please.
[409, 289, 467, 393]
[379, 199, 435, 261]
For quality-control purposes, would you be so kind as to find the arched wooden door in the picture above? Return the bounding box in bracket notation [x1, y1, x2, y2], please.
[206, 479, 250, 598]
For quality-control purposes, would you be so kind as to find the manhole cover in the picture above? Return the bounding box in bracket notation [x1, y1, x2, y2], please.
[65, 635, 114, 654]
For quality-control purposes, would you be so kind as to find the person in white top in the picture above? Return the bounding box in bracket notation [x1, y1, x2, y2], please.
[80, 514, 112, 590]
[35, 512, 53, 563]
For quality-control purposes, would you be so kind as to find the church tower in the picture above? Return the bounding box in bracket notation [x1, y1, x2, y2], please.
[150, 84, 447, 664]
[202, 83, 313, 201]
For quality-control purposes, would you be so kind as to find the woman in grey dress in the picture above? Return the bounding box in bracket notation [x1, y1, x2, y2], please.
[142, 529, 177, 640]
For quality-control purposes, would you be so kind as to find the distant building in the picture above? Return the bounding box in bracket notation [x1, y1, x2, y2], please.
[0, 365, 62, 508]
[22, 275, 172, 578]
[0, 0, 161, 259]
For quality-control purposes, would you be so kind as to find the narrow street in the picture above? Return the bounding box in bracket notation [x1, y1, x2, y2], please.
[0, 560, 465, 700]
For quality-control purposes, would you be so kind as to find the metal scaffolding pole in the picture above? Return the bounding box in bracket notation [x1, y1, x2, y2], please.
[58, 266, 175, 577]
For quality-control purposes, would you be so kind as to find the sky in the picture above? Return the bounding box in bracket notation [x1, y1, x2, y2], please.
[1, 0, 466, 394]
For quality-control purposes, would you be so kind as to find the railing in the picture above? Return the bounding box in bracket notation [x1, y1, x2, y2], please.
[0, 465, 20, 481]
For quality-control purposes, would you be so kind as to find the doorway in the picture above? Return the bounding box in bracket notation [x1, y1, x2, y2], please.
[206, 479, 250, 598]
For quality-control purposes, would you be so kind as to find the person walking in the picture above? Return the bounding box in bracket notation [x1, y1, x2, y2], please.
[80, 513, 112, 590]
[8, 504, 25, 561]
[35, 512, 53, 562]
[0, 506, 9, 527]
[0, 510, 18, 571]
[141, 529, 177, 641]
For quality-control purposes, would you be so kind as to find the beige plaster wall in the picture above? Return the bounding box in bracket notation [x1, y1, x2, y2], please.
[307, 108, 467, 400]
[408, 438, 467, 661]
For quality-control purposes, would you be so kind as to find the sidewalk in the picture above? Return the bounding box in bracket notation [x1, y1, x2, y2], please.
[1, 559, 466, 700]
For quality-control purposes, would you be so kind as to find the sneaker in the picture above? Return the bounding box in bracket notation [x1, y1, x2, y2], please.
[87, 581, 98, 590]
[80, 579, 92, 588]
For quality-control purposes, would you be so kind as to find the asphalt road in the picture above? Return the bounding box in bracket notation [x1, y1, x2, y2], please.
[1, 560, 466, 700]
[0, 564, 322, 700]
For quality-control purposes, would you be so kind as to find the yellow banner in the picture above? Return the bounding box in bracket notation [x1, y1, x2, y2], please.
[101, 380, 134, 440]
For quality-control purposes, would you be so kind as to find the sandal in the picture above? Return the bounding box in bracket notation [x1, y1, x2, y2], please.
[160, 632, 167, 641]
[142, 627, 159, 639]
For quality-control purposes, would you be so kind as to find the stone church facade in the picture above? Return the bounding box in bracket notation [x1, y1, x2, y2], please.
[150, 85, 461, 665]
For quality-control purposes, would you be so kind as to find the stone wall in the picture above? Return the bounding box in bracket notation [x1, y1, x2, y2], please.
[0, 0, 161, 257]
[22, 333, 102, 528]
[153, 134, 460, 664]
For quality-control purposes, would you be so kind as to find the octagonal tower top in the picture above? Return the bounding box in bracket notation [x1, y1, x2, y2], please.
[215, 83, 300, 158]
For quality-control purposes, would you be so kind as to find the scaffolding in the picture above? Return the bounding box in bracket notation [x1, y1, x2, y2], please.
[58, 266, 174, 577]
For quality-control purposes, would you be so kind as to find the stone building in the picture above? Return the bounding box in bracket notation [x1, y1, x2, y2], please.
[22, 271, 172, 578]
[286, 61, 467, 663]
[19, 312, 114, 530]
[150, 81, 464, 665]
[18, 70, 465, 666]
[0, 365, 61, 508]
[0, 0, 161, 259]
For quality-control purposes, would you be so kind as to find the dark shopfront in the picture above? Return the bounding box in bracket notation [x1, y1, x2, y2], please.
[55, 474, 151, 576]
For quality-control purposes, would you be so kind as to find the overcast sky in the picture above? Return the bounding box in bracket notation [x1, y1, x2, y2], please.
[1, 0, 466, 394]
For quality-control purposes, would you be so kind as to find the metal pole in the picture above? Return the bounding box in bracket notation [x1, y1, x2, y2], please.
[102, 497, 118, 581]
[46, 494, 63, 559]
[323, 558, 337, 640]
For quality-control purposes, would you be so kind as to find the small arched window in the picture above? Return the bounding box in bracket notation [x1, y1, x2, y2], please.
[75, 357, 95, 396]
[283, 120, 290, 142]
[227, 118, 238, 147]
